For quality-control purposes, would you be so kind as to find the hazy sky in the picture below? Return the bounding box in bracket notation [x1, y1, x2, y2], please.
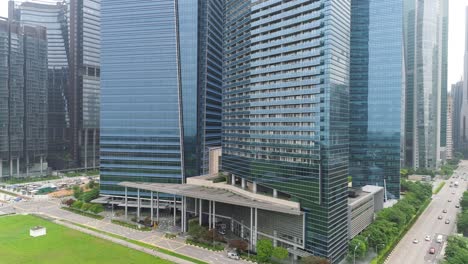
[0, 0, 467, 89]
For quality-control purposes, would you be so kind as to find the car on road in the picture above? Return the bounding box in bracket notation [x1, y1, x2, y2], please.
[456, 204, 460, 208]
[425, 235, 431, 241]
[448, 199, 452, 202]
[443, 209, 447, 213]
[437, 235, 443, 243]
[445, 219, 450, 224]
[413, 239, 419, 244]
[429, 247, 436, 254]
[452, 192, 455, 194]
[438, 215, 443, 220]
[227, 251, 240, 260]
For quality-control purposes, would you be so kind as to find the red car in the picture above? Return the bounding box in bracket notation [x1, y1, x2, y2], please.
[429, 247, 436, 254]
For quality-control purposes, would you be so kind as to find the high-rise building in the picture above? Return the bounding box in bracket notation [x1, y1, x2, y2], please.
[403, 0, 449, 169]
[11, 0, 100, 170]
[99, 0, 223, 195]
[0, 17, 48, 178]
[452, 81, 465, 152]
[222, 0, 350, 261]
[446, 93, 453, 160]
[10, 0, 71, 169]
[349, 0, 403, 199]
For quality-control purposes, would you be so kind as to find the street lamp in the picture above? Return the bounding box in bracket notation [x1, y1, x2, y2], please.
[375, 243, 385, 253]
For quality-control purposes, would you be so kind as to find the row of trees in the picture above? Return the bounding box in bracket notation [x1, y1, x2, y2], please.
[348, 180, 432, 260]
[444, 236, 468, 264]
[456, 191, 468, 237]
[64, 199, 104, 214]
[73, 180, 99, 203]
[400, 152, 463, 178]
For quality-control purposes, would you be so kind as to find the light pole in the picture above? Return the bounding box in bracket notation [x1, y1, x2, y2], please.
[375, 243, 385, 253]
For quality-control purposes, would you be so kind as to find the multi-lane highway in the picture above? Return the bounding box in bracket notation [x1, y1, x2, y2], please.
[387, 161, 468, 264]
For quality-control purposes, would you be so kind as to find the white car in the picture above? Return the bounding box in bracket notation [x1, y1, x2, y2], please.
[413, 239, 419, 244]
[425, 235, 431, 241]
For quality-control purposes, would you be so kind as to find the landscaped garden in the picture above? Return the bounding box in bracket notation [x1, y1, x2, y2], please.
[0, 214, 173, 264]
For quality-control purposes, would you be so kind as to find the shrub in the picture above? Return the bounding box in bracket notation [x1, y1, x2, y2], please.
[228, 239, 249, 253]
[81, 203, 92, 212]
[89, 204, 104, 214]
[72, 200, 83, 209]
[272, 246, 289, 260]
[256, 239, 274, 263]
[300, 256, 330, 264]
[63, 198, 75, 207]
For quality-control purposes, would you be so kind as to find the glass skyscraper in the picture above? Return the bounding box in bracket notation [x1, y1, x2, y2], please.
[404, 0, 449, 169]
[99, 0, 223, 195]
[349, 0, 403, 199]
[0, 17, 48, 178]
[222, 0, 350, 261]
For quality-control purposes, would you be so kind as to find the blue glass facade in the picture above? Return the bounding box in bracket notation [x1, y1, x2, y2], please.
[349, 0, 403, 199]
[222, 0, 350, 261]
[100, 0, 223, 195]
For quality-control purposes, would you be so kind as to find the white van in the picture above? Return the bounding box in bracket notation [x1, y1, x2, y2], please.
[436, 235, 443, 243]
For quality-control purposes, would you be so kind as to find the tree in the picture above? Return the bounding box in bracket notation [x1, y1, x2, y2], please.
[72, 185, 83, 199]
[188, 220, 207, 242]
[444, 236, 468, 264]
[461, 192, 468, 211]
[228, 240, 248, 252]
[363, 226, 388, 249]
[300, 256, 330, 264]
[347, 236, 367, 260]
[81, 188, 99, 203]
[377, 208, 407, 227]
[457, 210, 468, 237]
[256, 239, 274, 263]
[88, 180, 96, 189]
[81, 203, 92, 211]
[272, 246, 289, 260]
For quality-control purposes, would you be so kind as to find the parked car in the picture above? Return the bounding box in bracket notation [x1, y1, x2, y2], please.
[425, 235, 431, 241]
[445, 219, 451, 224]
[429, 247, 436, 254]
[227, 251, 240, 260]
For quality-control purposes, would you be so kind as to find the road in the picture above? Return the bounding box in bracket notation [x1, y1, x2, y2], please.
[387, 161, 468, 264]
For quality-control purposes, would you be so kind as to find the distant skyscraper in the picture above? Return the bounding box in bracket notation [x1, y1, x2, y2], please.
[222, 0, 350, 261]
[11, 0, 100, 170]
[11, 0, 71, 169]
[349, 0, 403, 199]
[457, 6, 468, 156]
[404, 0, 449, 169]
[446, 93, 453, 160]
[99, 0, 223, 195]
[452, 81, 465, 152]
[0, 17, 48, 178]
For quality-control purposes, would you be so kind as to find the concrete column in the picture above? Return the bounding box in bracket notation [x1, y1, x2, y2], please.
[84, 128, 88, 169]
[182, 196, 186, 232]
[156, 192, 159, 223]
[92, 128, 96, 168]
[16, 158, 19, 176]
[199, 199, 202, 225]
[241, 220, 244, 239]
[173, 195, 177, 226]
[273, 230, 278, 247]
[124, 186, 128, 219]
[0, 159, 3, 178]
[150, 191, 154, 224]
[253, 181, 257, 194]
[9, 159, 13, 177]
[254, 208, 258, 247]
[40, 156, 43, 176]
[250, 207, 253, 250]
[209, 200, 212, 229]
[213, 201, 216, 229]
[241, 178, 246, 189]
[137, 188, 140, 220]
[231, 174, 235, 185]
[195, 198, 198, 216]
[231, 218, 234, 232]
[273, 189, 277, 198]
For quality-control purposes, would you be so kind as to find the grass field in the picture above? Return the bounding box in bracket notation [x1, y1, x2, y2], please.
[0, 215, 173, 264]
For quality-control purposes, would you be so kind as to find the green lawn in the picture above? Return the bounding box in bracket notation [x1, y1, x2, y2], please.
[0, 215, 173, 264]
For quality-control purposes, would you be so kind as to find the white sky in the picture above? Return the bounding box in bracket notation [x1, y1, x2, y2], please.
[0, 0, 467, 89]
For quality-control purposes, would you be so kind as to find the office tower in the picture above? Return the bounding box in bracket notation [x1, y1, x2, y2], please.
[222, 0, 350, 261]
[10, 0, 71, 169]
[440, 0, 449, 159]
[349, 0, 403, 199]
[446, 93, 453, 160]
[0, 17, 48, 178]
[404, 0, 449, 169]
[11, 0, 100, 170]
[99, 0, 223, 195]
[452, 81, 465, 152]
